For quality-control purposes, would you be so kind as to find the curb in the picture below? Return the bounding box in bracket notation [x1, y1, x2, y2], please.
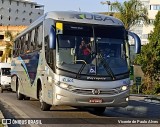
[144, 97, 160, 103]
[130, 94, 151, 97]
[130, 94, 160, 103]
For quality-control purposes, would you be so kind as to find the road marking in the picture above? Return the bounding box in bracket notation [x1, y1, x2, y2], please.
[0, 98, 40, 127]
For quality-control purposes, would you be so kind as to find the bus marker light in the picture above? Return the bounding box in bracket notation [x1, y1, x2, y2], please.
[48, 76, 52, 83]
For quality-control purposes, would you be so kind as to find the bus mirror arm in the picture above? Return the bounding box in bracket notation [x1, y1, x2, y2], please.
[128, 31, 141, 54]
[49, 26, 56, 49]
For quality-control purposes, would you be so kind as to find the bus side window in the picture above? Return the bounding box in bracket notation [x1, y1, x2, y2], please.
[44, 19, 55, 71]
[13, 41, 16, 57]
[28, 31, 32, 52]
[25, 33, 29, 53]
[45, 35, 50, 63]
[34, 27, 38, 50]
[20, 36, 24, 54]
[38, 25, 43, 49]
[22, 35, 26, 54]
[17, 39, 20, 56]
[30, 29, 35, 52]
[33, 24, 43, 51]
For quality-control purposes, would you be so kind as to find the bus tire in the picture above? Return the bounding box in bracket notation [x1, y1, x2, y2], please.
[24, 96, 30, 100]
[93, 107, 106, 114]
[0, 86, 3, 93]
[17, 79, 24, 100]
[39, 88, 51, 111]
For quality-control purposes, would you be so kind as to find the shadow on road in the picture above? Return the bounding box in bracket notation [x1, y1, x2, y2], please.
[97, 100, 160, 118]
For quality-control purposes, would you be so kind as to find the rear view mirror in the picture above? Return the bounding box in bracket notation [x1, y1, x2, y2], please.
[128, 31, 141, 54]
[49, 26, 56, 49]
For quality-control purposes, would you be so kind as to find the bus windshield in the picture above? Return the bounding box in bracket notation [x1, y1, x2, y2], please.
[56, 23, 128, 77]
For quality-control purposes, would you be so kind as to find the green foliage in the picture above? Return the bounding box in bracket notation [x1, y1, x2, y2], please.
[1, 42, 12, 62]
[130, 83, 143, 94]
[5, 30, 13, 41]
[130, 84, 138, 94]
[108, 0, 149, 30]
[154, 83, 160, 94]
[1, 31, 13, 62]
[134, 11, 160, 94]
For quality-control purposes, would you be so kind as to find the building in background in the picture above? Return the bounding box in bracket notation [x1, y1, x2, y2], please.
[0, 0, 44, 25]
[129, 0, 160, 64]
[130, 0, 160, 45]
[0, 26, 27, 62]
[0, 0, 44, 63]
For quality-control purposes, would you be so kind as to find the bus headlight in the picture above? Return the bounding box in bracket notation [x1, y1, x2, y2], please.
[60, 83, 69, 89]
[58, 83, 75, 90]
[121, 85, 128, 91]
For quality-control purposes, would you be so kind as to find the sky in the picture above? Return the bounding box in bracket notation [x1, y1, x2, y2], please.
[32, 0, 125, 13]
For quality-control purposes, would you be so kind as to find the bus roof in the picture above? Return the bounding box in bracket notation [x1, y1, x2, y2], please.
[45, 11, 124, 26]
[15, 11, 124, 39]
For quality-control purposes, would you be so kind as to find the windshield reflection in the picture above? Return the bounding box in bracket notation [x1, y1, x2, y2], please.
[56, 24, 128, 77]
[96, 38, 128, 76]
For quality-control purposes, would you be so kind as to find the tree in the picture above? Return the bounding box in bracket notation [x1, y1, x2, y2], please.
[101, 0, 149, 30]
[135, 11, 160, 94]
[1, 31, 14, 62]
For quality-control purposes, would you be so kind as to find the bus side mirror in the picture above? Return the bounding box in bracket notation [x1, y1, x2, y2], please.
[49, 26, 56, 49]
[128, 31, 141, 54]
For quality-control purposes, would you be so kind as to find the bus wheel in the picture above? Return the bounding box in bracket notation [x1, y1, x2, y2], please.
[39, 88, 51, 111]
[0, 86, 3, 93]
[17, 80, 24, 100]
[24, 96, 30, 100]
[93, 107, 106, 114]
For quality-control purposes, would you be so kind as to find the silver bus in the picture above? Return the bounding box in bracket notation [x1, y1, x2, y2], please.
[11, 11, 141, 113]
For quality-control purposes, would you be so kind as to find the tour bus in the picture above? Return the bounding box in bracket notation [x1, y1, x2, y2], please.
[11, 11, 141, 113]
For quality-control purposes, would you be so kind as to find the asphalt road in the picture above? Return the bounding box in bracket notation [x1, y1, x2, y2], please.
[0, 91, 160, 127]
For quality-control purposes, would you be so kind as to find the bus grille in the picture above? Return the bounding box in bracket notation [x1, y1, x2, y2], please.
[72, 89, 119, 95]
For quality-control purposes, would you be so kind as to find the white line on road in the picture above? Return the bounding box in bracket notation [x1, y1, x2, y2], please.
[0, 98, 40, 127]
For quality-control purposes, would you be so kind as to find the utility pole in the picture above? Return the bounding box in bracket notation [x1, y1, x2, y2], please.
[101, 1, 111, 15]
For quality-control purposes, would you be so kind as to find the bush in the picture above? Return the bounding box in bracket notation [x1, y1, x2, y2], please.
[154, 83, 160, 94]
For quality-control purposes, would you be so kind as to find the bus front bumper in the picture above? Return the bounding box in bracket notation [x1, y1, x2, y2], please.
[1, 84, 11, 90]
[53, 85, 129, 107]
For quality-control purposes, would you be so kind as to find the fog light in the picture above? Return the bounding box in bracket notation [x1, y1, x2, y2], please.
[126, 97, 129, 101]
[56, 94, 62, 100]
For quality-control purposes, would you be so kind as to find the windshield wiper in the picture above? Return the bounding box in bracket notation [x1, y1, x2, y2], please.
[99, 53, 116, 80]
[75, 60, 87, 79]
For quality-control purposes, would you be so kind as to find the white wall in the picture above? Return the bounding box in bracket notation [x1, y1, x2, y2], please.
[0, 0, 44, 25]
[131, 0, 160, 45]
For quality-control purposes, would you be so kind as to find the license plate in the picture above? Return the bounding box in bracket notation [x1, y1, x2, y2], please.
[89, 98, 103, 103]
